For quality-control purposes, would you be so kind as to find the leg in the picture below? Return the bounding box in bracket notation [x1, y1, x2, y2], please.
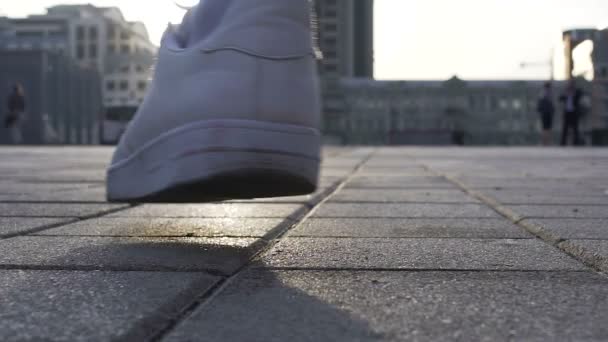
[560, 114, 569, 146]
[572, 114, 581, 145]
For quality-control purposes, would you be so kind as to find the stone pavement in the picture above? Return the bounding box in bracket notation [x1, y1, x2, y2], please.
[0, 147, 607, 341]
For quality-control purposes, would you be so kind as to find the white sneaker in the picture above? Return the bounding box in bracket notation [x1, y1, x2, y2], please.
[106, 0, 321, 203]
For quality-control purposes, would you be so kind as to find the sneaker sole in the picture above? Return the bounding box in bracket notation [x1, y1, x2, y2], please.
[106, 119, 321, 203]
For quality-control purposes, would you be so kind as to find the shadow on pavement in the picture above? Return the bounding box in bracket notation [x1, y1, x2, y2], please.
[2, 240, 383, 341]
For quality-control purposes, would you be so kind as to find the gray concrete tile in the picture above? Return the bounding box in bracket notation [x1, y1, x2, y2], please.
[0, 187, 106, 203]
[330, 189, 480, 203]
[290, 218, 530, 239]
[481, 188, 608, 198]
[165, 270, 608, 342]
[346, 176, 457, 189]
[0, 182, 85, 194]
[508, 205, 608, 218]
[0, 217, 75, 237]
[38, 217, 294, 238]
[487, 192, 608, 205]
[0, 203, 128, 218]
[312, 203, 500, 218]
[0, 270, 218, 341]
[109, 203, 307, 219]
[0, 236, 262, 274]
[524, 218, 608, 239]
[259, 238, 585, 271]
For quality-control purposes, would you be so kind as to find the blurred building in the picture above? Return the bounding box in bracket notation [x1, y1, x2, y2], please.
[314, 0, 374, 78]
[0, 5, 156, 144]
[325, 77, 580, 146]
[0, 50, 101, 144]
[564, 27, 608, 145]
[314, 0, 374, 128]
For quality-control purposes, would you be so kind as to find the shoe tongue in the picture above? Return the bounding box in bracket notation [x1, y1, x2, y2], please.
[174, 0, 232, 48]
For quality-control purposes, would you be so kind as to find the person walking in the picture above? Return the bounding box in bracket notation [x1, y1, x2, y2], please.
[537, 82, 555, 146]
[559, 80, 584, 146]
[5, 84, 26, 144]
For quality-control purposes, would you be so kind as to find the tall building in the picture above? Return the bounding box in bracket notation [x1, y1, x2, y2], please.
[314, 0, 374, 78]
[564, 28, 608, 145]
[1, 5, 156, 108]
[314, 0, 375, 136]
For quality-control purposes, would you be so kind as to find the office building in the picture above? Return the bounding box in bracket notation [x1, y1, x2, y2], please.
[326, 77, 588, 146]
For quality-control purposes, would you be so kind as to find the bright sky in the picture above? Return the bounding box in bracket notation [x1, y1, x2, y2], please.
[3, 0, 608, 80]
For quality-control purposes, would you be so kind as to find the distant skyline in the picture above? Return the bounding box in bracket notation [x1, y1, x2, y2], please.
[3, 0, 608, 80]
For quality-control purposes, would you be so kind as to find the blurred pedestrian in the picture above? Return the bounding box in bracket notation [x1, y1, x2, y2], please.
[559, 80, 584, 146]
[5, 84, 26, 144]
[537, 82, 555, 146]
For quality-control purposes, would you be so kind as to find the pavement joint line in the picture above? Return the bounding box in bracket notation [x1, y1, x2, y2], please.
[251, 267, 595, 273]
[282, 236, 535, 240]
[307, 216, 505, 219]
[0, 201, 110, 204]
[146, 149, 378, 342]
[0, 205, 137, 240]
[0, 264, 229, 277]
[428, 168, 608, 274]
[29, 234, 271, 239]
[502, 202, 608, 206]
[513, 217, 528, 224]
[327, 200, 482, 204]
[0, 218, 79, 240]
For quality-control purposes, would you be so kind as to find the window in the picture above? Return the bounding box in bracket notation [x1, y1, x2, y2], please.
[89, 44, 97, 58]
[89, 27, 98, 40]
[119, 81, 129, 91]
[106, 81, 115, 91]
[77, 44, 85, 59]
[108, 27, 116, 39]
[120, 65, 130, 73]
[108, 44, 116, 54]
[76, 26, 85, 40]
[324, 23, 337, 31]
[121, 31, 130, 40]
[137, 81, 147, 91]
[324, 51, 337, 59]
[512, 99, 523, 110]
[120, 44, 130, 54]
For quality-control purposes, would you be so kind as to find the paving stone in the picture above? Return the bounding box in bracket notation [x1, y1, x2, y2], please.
[0, 236, 262, 274]
[0, 270, 218, 341]
[12, 169, 107, 183]
[346, 176, 457, 189]
[330, 189, 479, 203]
[165, 270, 608, 342]
[109, 203, 307, 219]
[290, 218, 530, 238]
[485, 192, 608, 205]
[0, 182, 85, 194]
[313, 203, 500, 218]
[524, 219, 608, 239]
[0, 217, 75, 237]
[38, 217, 294, 238]
[0, 187, 106, 203]
[259, 238, 584, 271]
[0, 203, 128, 218]
[508, 205, 608, 218]
[459, 178, 605, 190]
